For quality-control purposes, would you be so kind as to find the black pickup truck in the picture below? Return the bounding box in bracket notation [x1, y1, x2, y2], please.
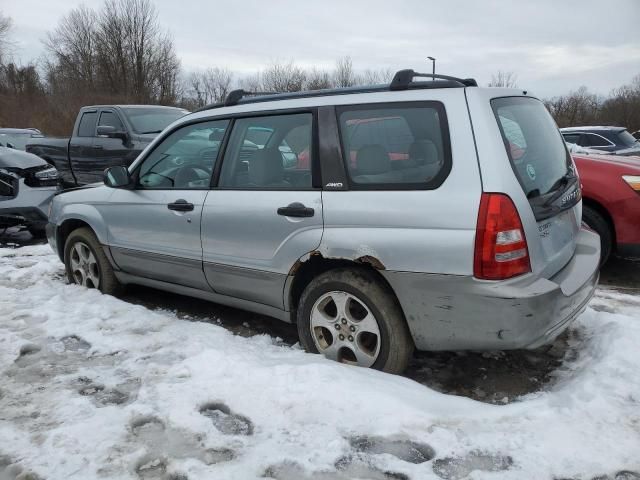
[26, 105, 188, 187]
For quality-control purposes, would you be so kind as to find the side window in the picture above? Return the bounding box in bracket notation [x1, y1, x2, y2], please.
[337, 103, 451, 188]
[562, 133, 581, 145]
[99, 111, 124, 131]
[137, 120, 229, 189]
[583, 133, 611, 147]
[77, 112, 98, 137]
[219, 113, 313, 189]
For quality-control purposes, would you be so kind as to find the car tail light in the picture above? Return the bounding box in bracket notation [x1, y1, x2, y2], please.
[622, 175, 640, 193]
[474, 193, 531, 280]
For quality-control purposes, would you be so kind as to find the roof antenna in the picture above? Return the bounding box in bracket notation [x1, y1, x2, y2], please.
[427, 57, 436, 81]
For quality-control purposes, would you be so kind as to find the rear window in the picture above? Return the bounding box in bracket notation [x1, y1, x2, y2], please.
[123, 107, 188, 134]
[336, 102, 451, 189]
[616, 129, 639, 147]
[492, 97, 571, 197]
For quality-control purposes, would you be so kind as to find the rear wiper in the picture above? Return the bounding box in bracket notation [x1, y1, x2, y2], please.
[526, 188, 541, 199]
[546, 172, 572, 194]
[543, 172, 576, 206]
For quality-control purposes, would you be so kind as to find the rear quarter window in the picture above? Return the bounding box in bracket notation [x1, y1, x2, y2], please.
[336, 102, 452, 190]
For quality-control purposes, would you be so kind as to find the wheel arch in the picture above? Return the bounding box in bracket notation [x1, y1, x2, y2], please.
[56, 206, 109, 262]
[582, 196, 616, 249]
[285, 251, 405, 323]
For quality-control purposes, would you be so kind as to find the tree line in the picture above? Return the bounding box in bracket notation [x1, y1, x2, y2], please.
[1, 1, 639, 136]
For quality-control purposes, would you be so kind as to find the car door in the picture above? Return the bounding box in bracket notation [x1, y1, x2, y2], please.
[201, 111, 323, 309]
[70, 110, 99, 184]
[100, 119, 230, 290]
[94, 109, 132, 178]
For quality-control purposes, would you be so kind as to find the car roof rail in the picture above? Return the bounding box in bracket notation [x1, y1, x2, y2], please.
[390, 69, 478, 90]
[193, 69, 478, 113]
[224, 89, 280, 106]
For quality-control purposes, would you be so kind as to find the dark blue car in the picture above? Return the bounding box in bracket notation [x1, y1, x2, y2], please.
[561, 126, 640, 156]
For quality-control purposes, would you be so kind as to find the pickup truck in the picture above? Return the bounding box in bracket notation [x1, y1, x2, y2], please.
[26, 105, 188, 187]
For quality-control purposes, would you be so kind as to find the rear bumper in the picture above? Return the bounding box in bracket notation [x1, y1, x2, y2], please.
[382, 228, 601, 351]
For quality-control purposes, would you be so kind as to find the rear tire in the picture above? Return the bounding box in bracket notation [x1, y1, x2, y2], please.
[582, 206, 612, 265]
[296, 268, 414, 374]
[64, 227, 122, 295]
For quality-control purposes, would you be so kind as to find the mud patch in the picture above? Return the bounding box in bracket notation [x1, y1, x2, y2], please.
[615, 471, 640, 480]
[79, 382, 129, 406]
[350, 436, 435, 464]
[199, 402, 253, 436]
[0, 453, 43, 480]
[264, 459, 408, 480]
[432, 452, 513, 479]
[60, 335, 91, 352]
[135, 455, 167, 479]
[202, 448, 235, 465]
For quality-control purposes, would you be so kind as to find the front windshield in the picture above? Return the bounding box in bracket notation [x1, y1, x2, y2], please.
[123, 107, 188, 134]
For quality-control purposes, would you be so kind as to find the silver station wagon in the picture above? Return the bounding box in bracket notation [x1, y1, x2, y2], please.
[46, 69, 600, 374]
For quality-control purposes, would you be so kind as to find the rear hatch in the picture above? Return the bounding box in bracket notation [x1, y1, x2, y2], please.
[491, 97, 581, 277]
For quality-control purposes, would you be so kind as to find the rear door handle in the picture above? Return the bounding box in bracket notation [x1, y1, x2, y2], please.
[167, 199, 194, 212]
[277, 202, 314, 218]
[93, 145, 104, 150]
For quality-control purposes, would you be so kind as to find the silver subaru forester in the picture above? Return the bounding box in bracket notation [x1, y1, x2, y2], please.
[46, 70, 600, 374]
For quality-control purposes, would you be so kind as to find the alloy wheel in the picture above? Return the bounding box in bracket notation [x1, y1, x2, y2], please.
[310, 291, 382, 367]
[69, 241, 100, 288]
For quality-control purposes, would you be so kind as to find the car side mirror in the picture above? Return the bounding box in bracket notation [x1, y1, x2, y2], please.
[97, 125, 116, 137]
[97, 125, 128, 142]
[104, 166, 132, 188]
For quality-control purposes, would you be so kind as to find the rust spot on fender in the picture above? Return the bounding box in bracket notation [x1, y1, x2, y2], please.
[355, 255, 386, 270]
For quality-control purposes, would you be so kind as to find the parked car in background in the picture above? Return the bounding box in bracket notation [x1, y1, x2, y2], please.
[0, 128, 44, 150]
[560, 126, 640, 156]
[0, 147, 59, 237]
[26, 105, 188, 187]
[572, 151, 640, 264]
[47, 70, 600, 374]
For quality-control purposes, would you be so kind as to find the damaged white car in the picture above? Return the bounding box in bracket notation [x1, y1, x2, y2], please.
[0, 146, 59, 237]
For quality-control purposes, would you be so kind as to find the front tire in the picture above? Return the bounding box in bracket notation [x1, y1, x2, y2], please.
[297, 268, 414, 374]
[64, 227, 121, 295]
[582, 206, 612, 265]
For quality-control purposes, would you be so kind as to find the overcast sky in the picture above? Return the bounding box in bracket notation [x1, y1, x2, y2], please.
[3, 0, 640, 98]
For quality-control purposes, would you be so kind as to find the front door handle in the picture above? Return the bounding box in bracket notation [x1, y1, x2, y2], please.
[277, 202, 314, 218]
[167, 199, 194, 212]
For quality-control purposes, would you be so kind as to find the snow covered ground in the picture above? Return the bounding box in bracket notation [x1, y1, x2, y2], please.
[1, 244, 639, 480]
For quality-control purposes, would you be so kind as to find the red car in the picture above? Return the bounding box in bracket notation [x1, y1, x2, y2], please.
[573, 153, 640, 263]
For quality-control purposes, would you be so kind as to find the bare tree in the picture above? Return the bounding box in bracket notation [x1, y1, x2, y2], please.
[44, 0, 181, 104]
[305, 68, 332, 90]
[358, 67, 393, 85]
[0, 12, 12, 64]
[261, 60, 306, 92]
[488, 71, 518, 88]
[44, 4, 98, 91]
[189, 67, 233, 106]
[333, 56, 356, 87]
[545, 86, 601, 127]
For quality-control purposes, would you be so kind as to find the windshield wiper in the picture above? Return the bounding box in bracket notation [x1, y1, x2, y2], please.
[140, 130, 162, 134]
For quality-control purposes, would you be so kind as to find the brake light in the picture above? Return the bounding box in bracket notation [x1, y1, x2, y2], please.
[474, 193, 531, 280]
